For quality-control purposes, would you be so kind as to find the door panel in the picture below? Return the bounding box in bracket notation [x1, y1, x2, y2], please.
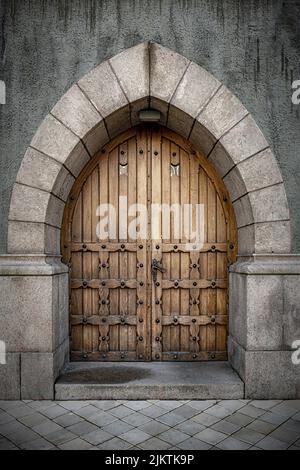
[62, 125, 237, 362]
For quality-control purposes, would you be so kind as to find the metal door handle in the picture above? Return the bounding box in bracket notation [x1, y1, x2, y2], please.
[151, 258, 166, 282]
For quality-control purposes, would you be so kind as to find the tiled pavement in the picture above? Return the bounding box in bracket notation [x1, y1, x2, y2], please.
[0, 399, 299, 450]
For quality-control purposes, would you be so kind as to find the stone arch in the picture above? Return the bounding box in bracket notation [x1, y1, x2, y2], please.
[8, 42, 291, 256]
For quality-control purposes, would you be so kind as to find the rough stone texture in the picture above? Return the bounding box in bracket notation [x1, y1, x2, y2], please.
[229, 338, 299, 399]
[197, 85, 248, 139]
[7, 221, 60, 255]
[170, 62, 220, 118]
[0, 353, 20, 400]
[55, 362, 244, 400]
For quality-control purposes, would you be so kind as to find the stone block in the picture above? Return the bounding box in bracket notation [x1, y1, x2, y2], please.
[52, 167, 75, 202]
[223, 166, 247, 202]
[167, 106, 194, 139]
[237, 225, 255, 255]
[220, 114, 269, 165]
[189, 120, 216, 157]
[150, 43, 189, 103]
[236, 148, 282, 193]
[0, 353, 20, 400]
[149, 97, 168, 126]
[208, 141, 234, 177]
[21, 352, 55, 400]
[131, 97, 151, 127]
[0, 276, 54, 352]
[228, 336, 245, 381]
[233, 194, 254, 228]
[84, 121, 109, 157]
[31, 114, 80, 165]
[248, 184, 289, 223]
[282, 275, 300, 349]
[198, 85, 248, 139]
[110, 42, 149, 102]
[78, 60, 128, 118]
[105, 105, 131, 139]
[52, 274, 69, 350]
[51, 84, 102, 139]
[16, 147, 62, 194]
[7, 221, 60, 255]
[254, 221, 291, 254]
[63, 141, 90, 177]
[171, 62, 220, 117]
[229, 273, 248, 348]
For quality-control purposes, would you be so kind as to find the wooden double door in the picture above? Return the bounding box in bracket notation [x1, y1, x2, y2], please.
[62, 125, 237, 362]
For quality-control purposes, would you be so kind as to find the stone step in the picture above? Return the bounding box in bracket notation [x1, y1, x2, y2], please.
[55, 361, 244, 400]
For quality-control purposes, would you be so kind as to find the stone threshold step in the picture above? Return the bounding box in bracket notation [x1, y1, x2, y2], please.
[55, 361, 244, 400]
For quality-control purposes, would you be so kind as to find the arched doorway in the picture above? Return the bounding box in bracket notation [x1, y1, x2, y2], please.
[62, 125, 237, 363]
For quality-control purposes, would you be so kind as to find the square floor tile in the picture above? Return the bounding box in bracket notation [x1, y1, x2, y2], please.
[174, 405, 198, 419]
[156, 412, 186, 426]
[204, 405, 233, 419]
[246, 419, 277, 435]
[45, 428, 77, 446]
[225, 412, 254, 427]
[174, 419, 205, 436]
[239, 405, 266, 419]
[102, 420, 134, 436]
[211, 419, 241, 435]
[122, 412, 151, 427]
[120, 429, 152, 445]
[194, 428, 227, 445]
[87, 411, 117, 427]
[256, 435, 289, 450]
[177, 437, 211, 450]
[140, 405, 167, 418]
[59, 438, 93, 450]
[67, 421, 99, 436]
[82, 429, 113, 445]
[191, 412, 220, 427]
[138, 420, 170, 436]
[217, 437, 251, 450]
[53, 412, 84, 427]
[124, 401, 152, 411]
[188, 401, 217, 412]
[20, 438, 56, 450]
[138, 437, 171, 450]
[109, 405, 134, 419]
[98, 437, 133, 450]
[159, 429, 190, 445]
[233, 428, 265, 445]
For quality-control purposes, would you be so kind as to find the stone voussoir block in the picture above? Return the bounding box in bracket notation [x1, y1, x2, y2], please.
[171, 61, 220, 118]
[248, 183, 289, 223]
[110, 42, 150, 103]
[150, 42, 190, 103]
[78, 60, 128, 118]
[220, 114, 269, 165]
[197, 85, 248, 140]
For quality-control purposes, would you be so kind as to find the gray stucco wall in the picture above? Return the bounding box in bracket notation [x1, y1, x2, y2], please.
[0, 0, 299, 253]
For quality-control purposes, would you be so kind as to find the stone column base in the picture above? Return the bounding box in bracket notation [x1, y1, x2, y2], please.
[229, 254, 300, 399]
[0, 255, 69, 399]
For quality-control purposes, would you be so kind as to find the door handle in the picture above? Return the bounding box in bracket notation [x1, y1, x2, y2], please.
[151, 258, 166, 283]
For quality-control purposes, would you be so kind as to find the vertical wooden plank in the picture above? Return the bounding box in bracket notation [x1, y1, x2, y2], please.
[198, 167, 208, 352]
[170, 142, 180, 353]
[161, 137, 171, 354]
[216, 195, 227, 352]
[207, 177, 217, 354]
[82, 175, 92, 355]
[109, 146, 119, 352]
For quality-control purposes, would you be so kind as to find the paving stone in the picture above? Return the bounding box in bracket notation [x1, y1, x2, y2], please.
[0, 411, 15, 425]
[204, 405, 233, 419]
[21, 438, 56, 450]
[109, 405, 134, 419]
[158, 429, 190, 445]
[217, 400, 246, 413]
[194, 428, 227, 445]
[151, 400, 183, 411]
[256, 435, 289, 450]
[140, 405, 167, 418]
[59, 437, 94, 450]
[191, 412, 221, 427]
[98, 437, 133, 450]
[239, 405, 266, 418]
[292, 412, 300, 421]
[120, 429, 152, 445]
[217, 437, 251, 450]
[269, 426, 300, 445]
[188, 400, 217, 411]
[82, 430, 113, 445]
[121, 412, 151, 427]
[138, 420, 170, 436]
[174, 419, 206, 436]
[225, 412, 255, 427]
[174, 405, 198, 419]
[7, 428, 41, 446]
[286, 400, 300, 411]
[40, 405, 68, 419]
[250, 400, 282, 410]
[67, 421, 99, 436]
[0, 420, 28, 436]
[124, 401, 152, 411]
[5, 405, 36, 419]
[280, 419, 300, 433]
[87, 411, 117, 426]
[18, 412, 49, 428]
[45, 428, 77, 445]
[271, 402, 298, 418]
[288, 445, 300, 450]
[260, 411, 288, 426]
[246, 419, 277, 435]
[53, 412, 84, 427]
[233, 428, 265, 445]
[138, 437, 171, 450]
[32, 420, 63, 437]
[59, 401, 90, 411]
[90, 400, 120, 411]
[73, 405, 100, 419]
[0, 401, 25, 411]
[156, 411, 186, 426]
[211, 419, 241, 435]
[0, 437, 19, 450]
[27, 401, 57, 411]
[177, 437, 211, 450]
[102, 420, 134, 436]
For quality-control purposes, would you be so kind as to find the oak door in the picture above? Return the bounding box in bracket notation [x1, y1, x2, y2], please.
[62, 125, 237, 362]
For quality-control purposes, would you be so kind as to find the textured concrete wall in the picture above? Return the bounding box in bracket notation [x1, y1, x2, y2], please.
[0, 0, 299, 252]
